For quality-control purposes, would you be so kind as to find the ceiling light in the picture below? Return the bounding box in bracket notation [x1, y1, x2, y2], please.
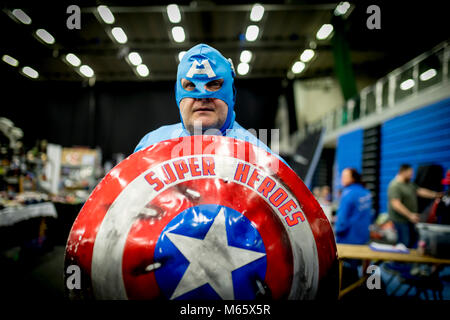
[111, 27, 128, 44]
[419, 68, 437, 81]
[237, 63, 250, 75]
[171, 26, 185, 43]
[316, 24, 333, 40]
[128, 52, 142, 66]
[400, 79, 414, 90]
[250, 4, 264, 22]
[11, 9, 31, 24]
[97, 5, 115, 24]
[65, 53, 81, 67]
[35, 29, 55, 45]
[334, 2, 351, 16]
[300, 49, 315, 62]
[240, 50, 252, 63]
[167, 4, 181, 23]
[292, 61, 305, 74]
[79, 65, 94, 78]
[245, 25, 259, 42]
[136, 64, 149, 77]
[2, 55, 19, 67]
[178, 51, 186, 62]
[22, 66, 39, 79]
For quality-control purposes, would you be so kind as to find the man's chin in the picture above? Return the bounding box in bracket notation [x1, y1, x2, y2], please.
[187, 119, 222, 134]
[191, 116, 217, 128]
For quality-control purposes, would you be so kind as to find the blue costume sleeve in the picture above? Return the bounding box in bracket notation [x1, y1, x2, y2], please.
[133, 121, 289, 167]
[335, 190, 353, 237]
[226, 122, 290, 167]
[134, 124, 186, 153]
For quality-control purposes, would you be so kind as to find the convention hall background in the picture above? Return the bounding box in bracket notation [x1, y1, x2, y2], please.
[0, 0, 449, 301]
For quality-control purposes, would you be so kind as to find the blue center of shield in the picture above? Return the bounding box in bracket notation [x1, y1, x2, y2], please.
[154, 204, 267, 300]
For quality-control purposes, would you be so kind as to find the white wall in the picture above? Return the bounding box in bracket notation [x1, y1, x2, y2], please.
[274, 94, 292, 154]
[293, 77, 344, 129]
[292, 76, 378, 129]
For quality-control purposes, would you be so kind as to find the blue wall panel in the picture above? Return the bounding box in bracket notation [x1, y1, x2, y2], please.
[379, 97, 450, 213]
[334, 129, 363, 198]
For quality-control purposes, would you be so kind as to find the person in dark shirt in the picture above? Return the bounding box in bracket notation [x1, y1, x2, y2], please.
[388, 164, 443, 247]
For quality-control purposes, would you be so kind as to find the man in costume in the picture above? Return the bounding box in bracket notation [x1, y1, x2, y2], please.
[134, 43, 285, 164]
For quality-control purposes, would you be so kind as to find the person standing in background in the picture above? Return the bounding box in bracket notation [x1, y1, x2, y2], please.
[320, 185, 332, 205]
[335, 168, 372, 244]
[427, 169, 450, 225]
[388, 164, 443, 248]
[334, 168, 372, 288]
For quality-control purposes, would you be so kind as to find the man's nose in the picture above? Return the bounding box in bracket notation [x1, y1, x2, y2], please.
[193, 84, 211, 95]
[196, 97, 214, 102]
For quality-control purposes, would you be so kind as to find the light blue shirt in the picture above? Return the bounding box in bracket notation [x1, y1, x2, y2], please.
[134, 121, 288, 166]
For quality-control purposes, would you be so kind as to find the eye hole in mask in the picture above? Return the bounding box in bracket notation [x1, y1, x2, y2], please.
[181, 78, 224, 92]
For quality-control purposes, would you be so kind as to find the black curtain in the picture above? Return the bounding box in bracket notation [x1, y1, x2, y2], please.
[415, 164, 444, 213]
[1, 77, 283, 161]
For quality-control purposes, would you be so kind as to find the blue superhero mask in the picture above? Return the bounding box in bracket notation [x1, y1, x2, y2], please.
[175, 43, 236, 134]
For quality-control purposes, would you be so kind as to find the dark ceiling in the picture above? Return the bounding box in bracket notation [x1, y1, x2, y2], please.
[1, 0, 449, 83]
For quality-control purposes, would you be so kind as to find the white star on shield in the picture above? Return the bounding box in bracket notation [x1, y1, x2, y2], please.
[166, 207, 266, 300]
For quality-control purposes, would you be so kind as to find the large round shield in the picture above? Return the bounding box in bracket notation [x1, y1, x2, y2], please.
[65, 136, 338, 300]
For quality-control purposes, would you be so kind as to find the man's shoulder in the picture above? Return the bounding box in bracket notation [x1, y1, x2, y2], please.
[354, 183, 370, 193]
[227, 122, 264, 144]
[388, 179, 399, 189]
[226, 122, 289, 166]
[344, 184, 365, 196]
[141, 123, 184, 140]
[154, 123, 183, 132]
[388, 179, 407, 199]
[134, 123, 184, 152]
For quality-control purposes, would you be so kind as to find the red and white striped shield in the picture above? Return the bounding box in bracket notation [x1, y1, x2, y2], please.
[65, 136, 338, 300]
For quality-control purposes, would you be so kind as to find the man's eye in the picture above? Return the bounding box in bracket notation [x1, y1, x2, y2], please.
[205, 79, 223, 91]
[183, 81, 195, 90]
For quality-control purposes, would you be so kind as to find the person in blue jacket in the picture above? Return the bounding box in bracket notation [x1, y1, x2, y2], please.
[134, 43, 285, 165]
[335, 168, 373, 244]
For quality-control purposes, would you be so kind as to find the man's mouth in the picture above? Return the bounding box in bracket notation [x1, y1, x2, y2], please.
[193, 107, 214, 112]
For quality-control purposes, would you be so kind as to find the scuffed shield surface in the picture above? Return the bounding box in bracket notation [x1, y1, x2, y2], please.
[65, 136, 338, 300]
